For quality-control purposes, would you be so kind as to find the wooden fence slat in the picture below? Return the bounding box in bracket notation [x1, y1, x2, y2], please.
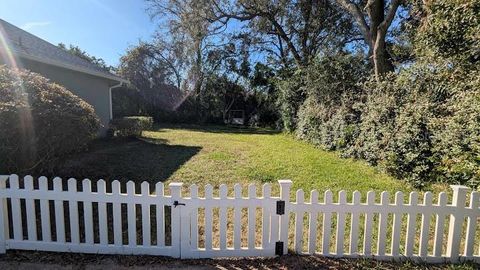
[112, 181, 122, 246]
[262, 184, 271, 250]
[156, 182, 165, 247]
[97, 180, 108, 246]
[169, 182, 183, 258]
[68, 178, 80, 244]
[233, 184, 242, 250]
[322, 190, 333, 255]
[190, 184, 199, 250]
[0, 176, 8, 253]
[294, 189, 304, 253]
[141, 182, 151, 247]
[405, 192, 418, 257]
[419, 192, 433, 258]
[446, 185, 469, 262]
[433, 192, 447, 257]
[336, 191, 347, 256]
[39, 176, 51, 242]
[53, 177, 65, 243]
[363, 191, 375, 256]
[127, 181, 136, 247]
[391, 191, 403, 256]
[279, 180, 292, 255]
[82, 179, 93, 245]
[376, 191, 389, 256]
[349, 191, 361, 255]
[219, 184, 227, 250]
[205, 184, 213, 251]
[308, 190, 318, 254]
[464, 191, 479, 257]
[25, 176, 37, 241]
[248, 184, 256, 250]
[10, 175, 22, 241]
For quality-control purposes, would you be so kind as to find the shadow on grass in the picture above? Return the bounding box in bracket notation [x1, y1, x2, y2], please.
[45, 137, 202, 185]
[155, 123, 281, 135]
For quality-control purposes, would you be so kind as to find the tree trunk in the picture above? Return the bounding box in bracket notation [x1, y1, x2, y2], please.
[372, 37, 394, 79]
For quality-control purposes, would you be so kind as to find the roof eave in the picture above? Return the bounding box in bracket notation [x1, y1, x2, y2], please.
[15, 50, 128, 84]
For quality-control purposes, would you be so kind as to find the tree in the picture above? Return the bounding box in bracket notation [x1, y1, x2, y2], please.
[58, 43, 114, 72]
[335, 0, 403, 79]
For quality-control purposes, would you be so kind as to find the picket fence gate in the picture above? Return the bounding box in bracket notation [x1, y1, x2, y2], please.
[0, 175, 479, 263]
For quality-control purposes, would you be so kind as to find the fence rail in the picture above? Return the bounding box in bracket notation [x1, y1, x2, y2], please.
[0, 175, 479, 263]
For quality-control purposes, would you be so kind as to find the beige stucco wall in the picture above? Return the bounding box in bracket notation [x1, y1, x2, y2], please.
[13, 58, 115, 136]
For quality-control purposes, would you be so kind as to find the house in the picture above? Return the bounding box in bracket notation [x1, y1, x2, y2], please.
[0, 19, 127, 136]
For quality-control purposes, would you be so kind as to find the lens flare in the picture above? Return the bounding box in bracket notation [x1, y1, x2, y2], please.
[0, 23, 37, 169]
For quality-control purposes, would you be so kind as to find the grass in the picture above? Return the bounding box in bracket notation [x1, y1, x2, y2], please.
[141, 124, 414, 195]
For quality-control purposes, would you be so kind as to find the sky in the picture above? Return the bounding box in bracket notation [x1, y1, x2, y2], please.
[0, 0, 157, 66]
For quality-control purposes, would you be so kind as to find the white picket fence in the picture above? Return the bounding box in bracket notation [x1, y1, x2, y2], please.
[0, 175, 479, 263]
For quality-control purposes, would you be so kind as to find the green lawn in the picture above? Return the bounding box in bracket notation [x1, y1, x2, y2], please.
[141, 124, 413, 195]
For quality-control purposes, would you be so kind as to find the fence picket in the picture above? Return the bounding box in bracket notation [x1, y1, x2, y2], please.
[141, 182, 151, 247]
[391, 191, 403, 257]
[262, 184, 271, 250]
[68, 178, 80, 244]
[219, 184, 227, 250]
[349, 191, 361, 255]
[82, 179, 93, 245]
[127, 181, 136, 247]
[53, 177, 65, 243]
[97, 180, 108, 245]
[336, 191, 346, 256]
[294, 189, 304, 253]
[156, 182, 165, 247]
[464, 192, 479, 257]
[405, 192, 418, 257]
[376, 191, 389, 256]
[190, 184, 199, 250]
[308, 190, 318, 254]
[25, 176, 37, 241]
[10, 175, 22, 241]
[38, 176, 51, 242]
[279, 180, 292, 255]
[112, 180, 122, 246]
[322, 190, 333, 255]
[233, 184, 242, 250]
[433, 192, 447, 257]
[419, 192, 433, 258]
[248, 184, 256, 250]
[446, 186, 469, 262]
[204, 184, 213, 251]
[0, 176, 7, 253]
[363, 191, 375, 256]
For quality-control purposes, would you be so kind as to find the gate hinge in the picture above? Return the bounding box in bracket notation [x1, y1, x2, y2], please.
[275, 241, 284, 256]
[276, 200, 285, 215]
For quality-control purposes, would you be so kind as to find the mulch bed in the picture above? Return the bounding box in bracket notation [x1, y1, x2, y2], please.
[1, 250, 477, 269]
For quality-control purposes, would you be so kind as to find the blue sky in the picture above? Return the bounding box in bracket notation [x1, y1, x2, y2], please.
[0, 0, 156, 66]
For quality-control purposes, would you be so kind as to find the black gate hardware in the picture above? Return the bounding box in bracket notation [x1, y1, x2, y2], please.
[173, 201, 186, 207]
[275, 241, 284, 256]
[276, 200, 285, 215]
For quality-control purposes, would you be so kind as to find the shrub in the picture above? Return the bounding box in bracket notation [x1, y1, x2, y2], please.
[0, 66, 100, 172]
[110, 116, 153, 137]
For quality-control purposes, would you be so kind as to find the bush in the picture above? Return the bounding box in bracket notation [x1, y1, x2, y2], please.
[0, 66, 100, 172]
[110, 116, 153, 137]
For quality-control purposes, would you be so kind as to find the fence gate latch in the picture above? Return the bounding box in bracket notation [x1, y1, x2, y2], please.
[275, 241, 284, 256]
[173, 201, 186, 208]
[276, 200, 285, 215]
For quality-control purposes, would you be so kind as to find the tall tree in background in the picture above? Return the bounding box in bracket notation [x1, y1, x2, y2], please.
[58, 43, 114, 72]
[335, 0, 403, 79]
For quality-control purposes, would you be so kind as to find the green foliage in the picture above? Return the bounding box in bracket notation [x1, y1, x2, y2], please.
[110, 116, 154, 137]
[415, 0, 480, 66]
[0, 66, 100, 172]
[58, 43, 114, 71]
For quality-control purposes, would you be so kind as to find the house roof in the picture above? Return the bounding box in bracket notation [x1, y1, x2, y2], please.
[0, 18, 127, 83]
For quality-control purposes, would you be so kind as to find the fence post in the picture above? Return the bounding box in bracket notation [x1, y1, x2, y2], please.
[0, 175, 8, 254]
[278, 179, 292, 255]
[169, 182, 183, 258]
[446, 185, 469, 262]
